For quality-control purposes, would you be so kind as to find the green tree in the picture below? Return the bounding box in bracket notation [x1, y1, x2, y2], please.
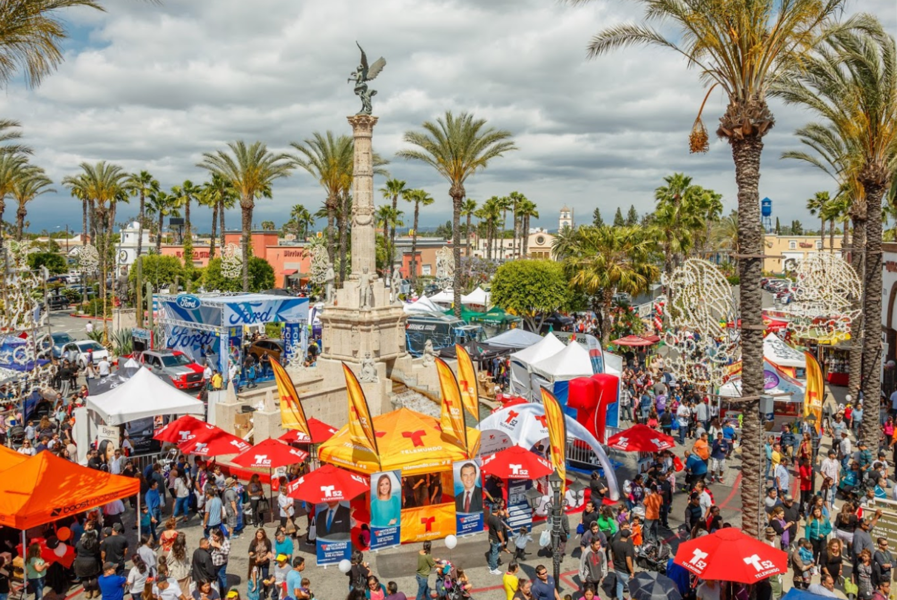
[404, 189, 434, 281]
[592, 207, 604, 227]
[260, 220, 275, 231]
[146, 189, 178, 253]
[375, 204, 404, 273]
[517, 198, 539, 257]
[491, 260, 570, 332]
[199, 173, 235, 259]
[124, 171, 157, 261]
[625, 204, 639, 226]
[0, 153, 29, 245]
[791, 220, 803, 235]
[579, 0, 852, 535]
[613, 207, 625, 227]
[127, 254, 184, 290]
[199, 141, 293, 292]
[460, 198, 477, 257]
[398, 111, 516, 315]
[775, 216, 781, 235]
[27, 251, 65, 274]
[203, 256, 274, 293]
[380, 179, 407, 270]
[806, 191, 831, 250]
[288, 204, 314, 240]
[11, 163, 53, 240]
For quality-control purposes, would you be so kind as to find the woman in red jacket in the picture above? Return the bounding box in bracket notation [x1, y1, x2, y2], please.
[799, 457, 814, 515]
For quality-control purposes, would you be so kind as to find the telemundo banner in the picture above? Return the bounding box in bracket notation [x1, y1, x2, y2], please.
[369, 471, 402, 551]
[314, 501, 352, 566]
[453, 459, 484, 536]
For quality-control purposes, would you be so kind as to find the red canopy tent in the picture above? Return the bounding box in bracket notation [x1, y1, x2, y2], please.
[232, 438, 308, 469]
[278, 418, 338, 444]
[611, 335, 655, 347]
[607, 424, 676, 452]
[177, 427, 251, 457]
[286, 464, 369, 504]
[481, 445, 554, 480]
[153, 415, 212, 444]
[674, 528, 787, 583]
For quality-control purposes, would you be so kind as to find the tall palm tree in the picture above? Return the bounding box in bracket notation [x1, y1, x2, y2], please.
[199, 141, 293, 291]
[398, 112, 516, 315]
[579, 0, 851, 536]
[775, 23, 897, 446]
[171, 179, 200, 266]
[146, 189, 178, 253]
[653, 173, 705, 273]
[508, 191, 527, 257]
[199, 173, 235, 259]
[380, 179, 407, 267]
[0, 153, 28, 244]
[124, 170, 157, 261]
[476, 197, 502, 261]
[517, 197, 540, 257]
[460, 198, 477, 257]
[12, 164, 53, 240]
[710, 211, 740, 263]
[289, 204, 314, 240]
[495, 195, 512, 260]
[806, 191, 831, 250]
[404, 189, 434, 281]
[557, 225, 660, 344]
[375, 205, 404, 275]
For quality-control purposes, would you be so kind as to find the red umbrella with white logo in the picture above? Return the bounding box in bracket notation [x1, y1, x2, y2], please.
[278, 418, 338, 444]
[232, 438, 308, 469]
[286, 464, 370, 504]
[673, 528, 788, 584]
[153, 415, 210, 444]
[481, 445, 554, 480]
[177, 426, 252, 457]
[607, 424, 676, 453]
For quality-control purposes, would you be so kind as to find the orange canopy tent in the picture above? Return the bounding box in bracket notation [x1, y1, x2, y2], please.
[0, 445, 28, 470]
[0, 451, 139, 529]
[318, 407, 481, 476]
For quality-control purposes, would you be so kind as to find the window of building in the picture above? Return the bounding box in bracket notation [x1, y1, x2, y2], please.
[816, 241, 823, 249]
[422, 265, 431, 276]
[789, 241, 797, 250]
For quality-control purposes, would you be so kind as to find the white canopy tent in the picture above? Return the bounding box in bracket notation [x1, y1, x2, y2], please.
[428, 289, 456, 305]
[509, 335, 565, 398]
[485, 329, 544, 349]
[763, 333, 806, 369]
[461, 286, 490, 307]
[85, 367, 205, 425]
[403, 296, 443, 315]
[530, 341, 593, 380]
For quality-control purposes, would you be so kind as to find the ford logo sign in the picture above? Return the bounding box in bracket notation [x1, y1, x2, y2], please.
[175, 295, 201, 310]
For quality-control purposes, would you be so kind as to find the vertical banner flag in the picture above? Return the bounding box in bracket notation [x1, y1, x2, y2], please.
[804, 352, 824, 433]
[314, 501, 352, 566]
[436, 359, 468, 454]
[282, 321, 302, 365]
[342, 363, 381, 460]
[540, 388, 567, 494]
[370, 471, 402, 550]
[455, 345, 480, 423]
[271, 358, 311, 440]
[453, 459, 484, 536]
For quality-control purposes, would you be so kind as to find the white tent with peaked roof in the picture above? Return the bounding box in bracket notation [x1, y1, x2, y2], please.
[509, 335, 565, 398]
[530, 340, 593, 380]
[85, 367, 205, 426]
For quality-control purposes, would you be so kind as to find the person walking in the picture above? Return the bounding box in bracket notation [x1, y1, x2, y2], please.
[209, 528, 230, 595]
[191, 538, 216, 592]
[203, 490, 223, 538]
[643, 486, 662, 543]
[578, 538, 607, 589]
[74, 526, 102, 599]
[247, 474, 265, 527]
[414, 542, 434, 600]
[166, 533, 191, 594]
[145, 480, 162, 544]
[531, 566, 561, 600]
[223, 478, 240, 539]
[610, 527, 635, 600]
[486, 504, 507, 575]
[25, 543, 48, 600]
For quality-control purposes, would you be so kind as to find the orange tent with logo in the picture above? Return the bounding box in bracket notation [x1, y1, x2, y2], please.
[0, 451, 139, 529]
[319, 407, 481, 476]
[0, 445, 28, 470]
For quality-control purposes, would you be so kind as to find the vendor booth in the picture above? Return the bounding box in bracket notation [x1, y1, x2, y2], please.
[763, 333, 807, 379]
[156, 292, 310, 384]
[460, 286, 490, 308]
[719, 358, 806, 427]
[485, 328, 543, 350]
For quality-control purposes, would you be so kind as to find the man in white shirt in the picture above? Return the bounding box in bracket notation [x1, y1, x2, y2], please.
[775, 458, 790, 496]
[109, 448, 124, 475]
[840, 432, 853, 469]
[820, 449, 840, 487]
[203, 364, 213, 387]
[97, 357, 111, 377]
[676, 403, 691, 444]
[85, 321, 94, 335]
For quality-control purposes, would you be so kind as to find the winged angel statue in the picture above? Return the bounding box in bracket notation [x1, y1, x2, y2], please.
[348, 42, 386, 115]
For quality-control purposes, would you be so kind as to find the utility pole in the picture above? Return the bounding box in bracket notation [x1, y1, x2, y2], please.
[136, 256, 143, 329]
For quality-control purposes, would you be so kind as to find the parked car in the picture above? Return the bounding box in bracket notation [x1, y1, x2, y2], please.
[247, 339, 284, 364]
[46, 275, 68, 284]
[45, 293, 70, 311]
[136, 350, 204, 390]
[61, 340, 109, 368]
[50, 332, 75, 358]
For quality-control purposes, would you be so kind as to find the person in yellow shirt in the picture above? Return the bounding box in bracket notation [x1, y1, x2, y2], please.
[692, 432, 711, 462]
[771, 442, 782, 472]
[503, 561, 519, 600]
[210, 370, 223, 390]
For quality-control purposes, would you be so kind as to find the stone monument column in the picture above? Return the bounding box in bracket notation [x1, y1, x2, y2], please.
[348, 115, 378, 279]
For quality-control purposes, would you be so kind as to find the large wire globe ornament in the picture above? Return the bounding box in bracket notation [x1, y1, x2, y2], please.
[659, 259, 740, 388]
[221, 244, 243, 280]
[70, 244, 99, 275]
[786, 253, 861, 340]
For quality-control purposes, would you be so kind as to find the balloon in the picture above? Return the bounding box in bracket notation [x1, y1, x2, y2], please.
[53, 543, 67, 557]
[444, 535, 457, 550]
[338, 559, 351, 574]
[56, 527, 71, 542]
[845, 394, 852, 403]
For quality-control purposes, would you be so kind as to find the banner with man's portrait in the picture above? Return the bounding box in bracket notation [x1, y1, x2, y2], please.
[453, 459, 484, 535]
[370, 470, 401, 550]
[314, 500, 352, 566]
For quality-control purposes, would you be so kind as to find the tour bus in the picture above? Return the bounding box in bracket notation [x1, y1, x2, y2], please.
[405, 313, 485, 357]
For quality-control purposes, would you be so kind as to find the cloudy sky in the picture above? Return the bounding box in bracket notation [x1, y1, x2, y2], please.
[4, 0, 895, 235]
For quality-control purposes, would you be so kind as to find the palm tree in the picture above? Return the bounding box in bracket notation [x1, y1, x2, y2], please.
[0, 153, 28, 244]
[12, 164, 53, 240]
[199, 141, 293, 291]
[517, 197, 539, 257]
[145, 189, 178, 253]
[578, 0, 851, 536]
[710, 211, 740, 263]
[125, 171, 157, 261]
[289, 204, 313, 240]
[557, 225, 660, 344]
[375, 205, 404, 275]
[460, 198, 477, 257]
[775, 24, 897, 446]
[398, 111, 516, 315]
[807, 191, 832, 250]
[476, 197, 502, 261]
[380, 179, 407, 267]
[404, 189, 434, 281]
[495, 195, 512, 260]
[199, 173, 235, 259]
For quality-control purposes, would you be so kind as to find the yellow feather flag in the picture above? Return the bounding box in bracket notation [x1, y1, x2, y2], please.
[803, 352, 824, 434]
[455, 345, 480, 424]
[540, 388, 567, 494]
[342, 363, 381, 459]
[435, 358, 469, 456]
[271, 357, 311, 440]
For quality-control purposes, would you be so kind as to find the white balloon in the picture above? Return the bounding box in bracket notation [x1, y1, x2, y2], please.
[845, 394, 852, 403]
[444, 535, 457, 550]
[338, 559, 352, 574]
[53, 543, 67, 557]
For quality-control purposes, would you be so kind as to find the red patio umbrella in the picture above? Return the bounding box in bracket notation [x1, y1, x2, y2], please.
[481, 445, 554, 480]
[153, 415, 211, 444]
[177, 426, 251, 457]
[673, 528, 788, 583]
[286, 464, 370, 504]
[278, 418, 338, 444]
[611, 335, 655, 347]
[232, 438, 308, 469]
[607, 424, 676, 452]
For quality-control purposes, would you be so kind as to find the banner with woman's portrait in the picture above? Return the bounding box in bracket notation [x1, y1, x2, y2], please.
[370, 470, 402, 550]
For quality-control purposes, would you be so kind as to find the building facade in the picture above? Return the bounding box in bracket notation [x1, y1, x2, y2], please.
[559, 206, 574, 230]
[762, 234, 845, 274]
